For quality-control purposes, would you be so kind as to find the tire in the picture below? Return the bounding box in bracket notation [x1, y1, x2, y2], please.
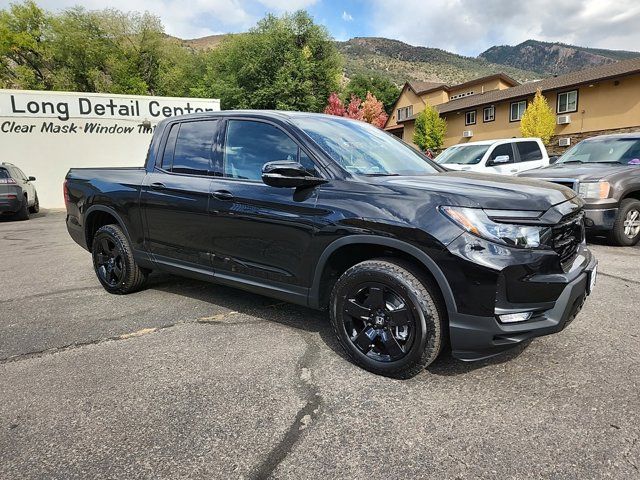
[608, 199, 640, 246]
[330, 258, 444, 378]
[14, 195, 29, 221]
[29, 193, 39, 214]
[91, 224, 148, 294]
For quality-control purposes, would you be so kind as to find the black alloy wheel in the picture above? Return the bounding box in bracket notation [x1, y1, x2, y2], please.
[343, 283, 416, 362]
[91, 224, 148, 294]
[94, 236, 125, 288]
[330, 258, 443, 378]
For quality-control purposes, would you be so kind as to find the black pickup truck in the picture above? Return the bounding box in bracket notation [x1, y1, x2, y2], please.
[65, 111, 596, 378]
[519, 133, 640, 246]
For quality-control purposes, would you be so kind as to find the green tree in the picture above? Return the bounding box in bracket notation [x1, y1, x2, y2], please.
[0, 0, 52, 89]
[520, 88, 556, 145]
[201, 11, 342, 111]
[344, 74, 400, 114]
[413, 103, 447, 152]
[0, 1, 209, 96]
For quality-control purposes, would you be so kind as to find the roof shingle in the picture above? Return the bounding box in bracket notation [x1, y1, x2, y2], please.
[434, 57, 640, 115]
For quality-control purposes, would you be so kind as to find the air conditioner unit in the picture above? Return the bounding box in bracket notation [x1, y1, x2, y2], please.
[462, 130, 473, 138]
[557, 115, 572, 125]
[559, 137, 571, 147]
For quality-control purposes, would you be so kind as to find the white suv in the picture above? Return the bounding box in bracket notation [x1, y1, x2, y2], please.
[435, 138, 550, 175]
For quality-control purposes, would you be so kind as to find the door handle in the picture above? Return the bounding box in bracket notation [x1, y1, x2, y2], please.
[150, 182, 166, 190]
[211, 190, 234, 200]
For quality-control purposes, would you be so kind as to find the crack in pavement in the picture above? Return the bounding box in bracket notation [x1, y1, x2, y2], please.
[0, 314, 269, 365]
[0, 286, 102, 304]
[598, 272, 640, 286]
[249, 334, 323, 480]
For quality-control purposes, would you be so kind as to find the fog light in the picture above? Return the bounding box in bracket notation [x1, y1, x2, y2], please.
[498, 312, 533, 323]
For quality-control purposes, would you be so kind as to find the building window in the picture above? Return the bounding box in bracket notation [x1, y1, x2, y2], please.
[483, 106, 495, 122]
[557, 90, 578, 114]
[465, 110, 477, 125]
[397, 105, 413, 121]
[510, 100, 527, 122]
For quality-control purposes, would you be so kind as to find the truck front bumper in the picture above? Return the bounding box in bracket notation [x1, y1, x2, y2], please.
[443, 236, 597, 362]
[584, 207, 617, 231]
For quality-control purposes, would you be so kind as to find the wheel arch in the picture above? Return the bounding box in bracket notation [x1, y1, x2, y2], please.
[621, 189, 640, 202]
[309, 235, 457, 315]
[84, 205, 132, 251]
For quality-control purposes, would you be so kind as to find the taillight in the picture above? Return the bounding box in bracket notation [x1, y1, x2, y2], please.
[63, 179, 71, 205]
[0, 178, 17, 184]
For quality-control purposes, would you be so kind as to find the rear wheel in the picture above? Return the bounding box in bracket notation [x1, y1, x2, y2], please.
[92, 224, 148, 294]
[330, 258, 444, 378]
[608, 199, 640, 246]
[29, 193, 39, 214]
[15, 195, 29, 221]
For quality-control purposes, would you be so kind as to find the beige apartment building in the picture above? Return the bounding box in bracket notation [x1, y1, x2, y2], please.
[385, 57, 640, 153]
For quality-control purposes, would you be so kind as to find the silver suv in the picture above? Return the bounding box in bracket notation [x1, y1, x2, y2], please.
[0, 162, 39, 220]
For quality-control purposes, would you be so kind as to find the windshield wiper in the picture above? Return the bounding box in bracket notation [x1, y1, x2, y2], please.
[558, 160, 584, 164]
[363, 173, 400, 176]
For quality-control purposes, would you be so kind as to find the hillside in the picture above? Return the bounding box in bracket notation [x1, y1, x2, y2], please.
[480, 39, 640, 76]
[336, 37, 540, 85]
[182, 34, 640, 87]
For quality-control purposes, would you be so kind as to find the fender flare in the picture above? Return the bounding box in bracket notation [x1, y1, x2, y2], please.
[84, 205, 133, 249]
[308, 235, 457, 314]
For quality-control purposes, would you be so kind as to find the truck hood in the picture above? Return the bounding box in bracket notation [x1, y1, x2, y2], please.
[518, 163, 630, 181]
[375, 171, 577, 211]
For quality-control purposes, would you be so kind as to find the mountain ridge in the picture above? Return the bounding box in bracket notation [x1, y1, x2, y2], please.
[181, 34, 640, 86]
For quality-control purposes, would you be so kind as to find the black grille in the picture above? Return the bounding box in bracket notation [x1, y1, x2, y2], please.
[551, 210, 584, 264]
[550, 181, 577, 191]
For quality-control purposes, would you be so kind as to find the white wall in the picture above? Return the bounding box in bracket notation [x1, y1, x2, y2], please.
[0, 89, 220, 208]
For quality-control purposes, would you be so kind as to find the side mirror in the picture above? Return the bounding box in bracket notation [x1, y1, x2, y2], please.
[261, 161, 327, 188]
[28, 176, 36, 181]
[489, 155, 511, 165]
[549, 156, 559, 164]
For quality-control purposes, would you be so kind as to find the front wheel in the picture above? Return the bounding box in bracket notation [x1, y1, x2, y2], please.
[29, 193, 39, 214]
[608, 199, 640, 246]
[330, 258, 444, 378]
[92, 224, 148, 294]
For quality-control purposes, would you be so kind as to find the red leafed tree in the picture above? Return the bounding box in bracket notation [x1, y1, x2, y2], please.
[361, 92, 388, 128]
[324, 92, 388, 128]
[344, 94, 363, 120]
[323, 92, 345, 116]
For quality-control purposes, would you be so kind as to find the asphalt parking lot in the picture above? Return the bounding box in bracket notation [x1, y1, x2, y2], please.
[1, 210, 639, 479]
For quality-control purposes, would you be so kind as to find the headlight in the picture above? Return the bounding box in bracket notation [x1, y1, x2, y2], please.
[578, 181, 610, 199]
[440, 206, 549, 248]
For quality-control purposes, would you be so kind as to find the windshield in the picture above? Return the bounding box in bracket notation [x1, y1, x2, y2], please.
[291, 116, 440, 176]
[435, 145, 490, 165]
[558, 138, 640, 165]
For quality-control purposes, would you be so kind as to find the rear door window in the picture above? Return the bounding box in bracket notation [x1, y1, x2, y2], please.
[164, 120, 220, 176]
[516, 141, 544, 162]
[223, 120, 315, 181]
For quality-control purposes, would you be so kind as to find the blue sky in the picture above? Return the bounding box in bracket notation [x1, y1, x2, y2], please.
[2, 0, 639, 56]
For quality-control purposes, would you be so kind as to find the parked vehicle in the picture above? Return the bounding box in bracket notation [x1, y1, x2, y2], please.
[0, 162, 39, 220]
[65, 112, 596, 378]
[519, 133, 640, 246]
[436, 138, 550, 175]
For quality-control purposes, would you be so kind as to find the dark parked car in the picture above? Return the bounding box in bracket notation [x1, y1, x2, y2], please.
[0, 162, 39, 220]
[519, 133, 640, 246]
[65, 111, 596, 378]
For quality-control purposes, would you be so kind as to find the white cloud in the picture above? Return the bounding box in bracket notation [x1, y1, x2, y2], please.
[257, 0, 319, 11]
[0, 0, 258, 39]
[342, 11, 353, 22]
[369, 0, 640, 55]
